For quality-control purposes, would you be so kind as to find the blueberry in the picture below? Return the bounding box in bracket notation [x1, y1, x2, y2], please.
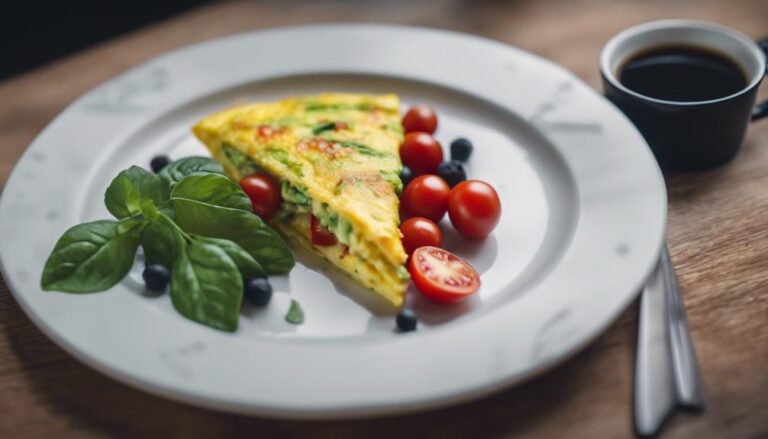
[401, 166, 414, 188]
[396, 308, 418, 332]
[244, 277, 273, 307]
[450, 138, 473, 162]
[150, 155, 171, 173]
[142, 264, 170, 292]
[436, 161, 467, 188]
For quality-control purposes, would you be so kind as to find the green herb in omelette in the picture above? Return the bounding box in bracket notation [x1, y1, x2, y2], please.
[335, 140, 388, 157]
[311, 121, 337, 135]
[265, 147, 304, 176]
[222, 144, 261, 176]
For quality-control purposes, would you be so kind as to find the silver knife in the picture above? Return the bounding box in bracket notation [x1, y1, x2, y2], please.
[661, 245, 705, 410]
[635, 258, 676, 437]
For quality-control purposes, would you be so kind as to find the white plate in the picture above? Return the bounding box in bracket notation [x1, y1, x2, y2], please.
[0, 25, 666, 418]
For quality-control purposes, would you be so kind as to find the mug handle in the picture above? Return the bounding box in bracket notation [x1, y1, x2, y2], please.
[752, 37, 768, 121]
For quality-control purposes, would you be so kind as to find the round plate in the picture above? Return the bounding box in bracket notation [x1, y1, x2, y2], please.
[0, 25, 666, 418]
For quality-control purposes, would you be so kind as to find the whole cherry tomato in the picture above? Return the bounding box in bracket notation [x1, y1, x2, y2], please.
[448, 180, 501, 238]
[240, 174, 281, 219]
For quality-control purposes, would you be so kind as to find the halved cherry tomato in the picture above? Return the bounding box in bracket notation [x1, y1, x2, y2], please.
[448, 180, 501, 238]
[409, 246, 480, 303]
[400, 132, 443, 176]
[400, 175, 450, 222]
[310, 215, 337, 246]
[240, 174, 281, 219]
[402, 106, 438, 134]
[400, 217, 442, 255]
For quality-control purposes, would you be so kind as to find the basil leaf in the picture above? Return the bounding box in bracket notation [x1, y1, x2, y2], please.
[194, 236, 266, 278]
[41, 218, 145, 292]
[170, 173, 251, 212]
[170, 239, 242, 332]
[172, 198, 294, 274]
[140, 221, 181, 269]
[104, 166, 165, 219]
[159, 156, 225, 189]
[285, 299, 304, 324]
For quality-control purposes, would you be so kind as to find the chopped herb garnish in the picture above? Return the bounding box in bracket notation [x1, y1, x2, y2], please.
[335, 181, 346, 195]
[265, 147, 304, 176]
[311, 121, 336, 135]
[380, 122, 404, 134]
[335, 140, 388, 157]
[379, 170, 403, 194]
[281, 180, 311, 207]
[285, 299, 305, 324]
[304, 102, 374, 112]
[222, 144, 261, 176]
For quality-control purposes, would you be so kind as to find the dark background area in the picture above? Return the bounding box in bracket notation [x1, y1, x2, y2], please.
[0, 0, 209, 80]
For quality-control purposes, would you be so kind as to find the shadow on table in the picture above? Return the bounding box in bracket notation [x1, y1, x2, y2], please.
[3, 293, 621, 438]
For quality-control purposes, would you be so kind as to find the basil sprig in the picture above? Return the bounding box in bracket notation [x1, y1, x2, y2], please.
[41, 157, 294, 332]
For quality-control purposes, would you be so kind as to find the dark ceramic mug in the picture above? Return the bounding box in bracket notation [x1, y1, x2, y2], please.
[600, 20, 768, 171]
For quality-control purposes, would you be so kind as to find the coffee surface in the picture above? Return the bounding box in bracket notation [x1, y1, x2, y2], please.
[619, 45, 747, 102]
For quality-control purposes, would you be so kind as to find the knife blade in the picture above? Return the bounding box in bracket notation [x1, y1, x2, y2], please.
[634, 259, 676, 437]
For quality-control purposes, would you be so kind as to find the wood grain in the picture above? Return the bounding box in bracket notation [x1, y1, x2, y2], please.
[1, 0, 767, 437]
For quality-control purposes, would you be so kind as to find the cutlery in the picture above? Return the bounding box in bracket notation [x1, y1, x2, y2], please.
[661, 245, 705, 410]
[634, 259, 676, 436]
[634, 245, 705, 437]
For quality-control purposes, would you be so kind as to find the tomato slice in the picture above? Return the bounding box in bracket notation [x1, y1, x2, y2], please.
[310, 215, 337, 246]
[409, 246, 480, 303]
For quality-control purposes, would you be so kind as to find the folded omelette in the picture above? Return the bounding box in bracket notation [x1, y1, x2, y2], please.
[193, 93, 409, 308]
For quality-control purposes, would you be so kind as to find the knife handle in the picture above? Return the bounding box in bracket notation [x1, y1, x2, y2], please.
[635, 260, 676, 437]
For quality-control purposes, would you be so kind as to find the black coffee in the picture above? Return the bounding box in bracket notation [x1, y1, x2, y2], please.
[619, 45, 747, 102]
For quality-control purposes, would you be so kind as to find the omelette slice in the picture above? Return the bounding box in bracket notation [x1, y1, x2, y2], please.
[193, 93, 409, 308]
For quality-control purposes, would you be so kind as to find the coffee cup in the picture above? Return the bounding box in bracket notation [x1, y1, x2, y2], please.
[600, 20, 767, 171]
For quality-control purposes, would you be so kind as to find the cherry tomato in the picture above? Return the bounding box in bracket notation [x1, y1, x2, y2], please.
[401, 175, 450, 222]
[402, 106, 438, 134]
[310, 215, 337, 246]
[448, 180, 501, 238]
[400, 217, 442, 255]
[400, 132, 443, 176]
[409, 246, 480, 303]
[240, 174, 281, 219]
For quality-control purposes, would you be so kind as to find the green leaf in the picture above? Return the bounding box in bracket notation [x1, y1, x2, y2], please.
[170, 173, 251, 211]
[140, 221, 181, 269]
[158, 156, 225, 190]
[172, 198, 294, 274]
[104, 166, 165, 219]
[41, 219, 145, 292]
[170, 239, 243, 332]
[194, 236, 266, 278]
[285, 299, 304, 324]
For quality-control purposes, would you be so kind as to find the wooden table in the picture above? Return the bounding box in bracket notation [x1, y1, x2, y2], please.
[1, 1, 766, 437]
